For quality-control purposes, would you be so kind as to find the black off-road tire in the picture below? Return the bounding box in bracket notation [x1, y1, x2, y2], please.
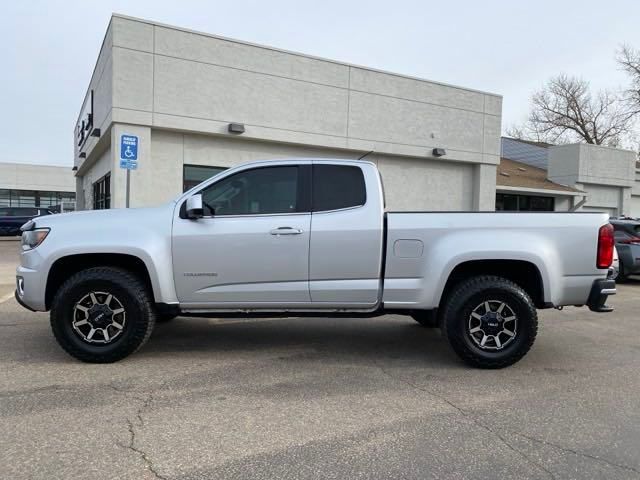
[441, 275, 538, 369]
[50, 267, 156, 363]
[616, 262, 629, 283]
[411, 311, 438, 328]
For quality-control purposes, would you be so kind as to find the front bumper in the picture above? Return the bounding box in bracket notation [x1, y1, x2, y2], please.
[15, 265, 47, 312]
[14, 289, 36, 312]
[586, 278, 616, 313]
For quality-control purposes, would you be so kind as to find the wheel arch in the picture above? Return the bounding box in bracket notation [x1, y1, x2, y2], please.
[45, 253, 155, 310]
[438, 259, 547, 310]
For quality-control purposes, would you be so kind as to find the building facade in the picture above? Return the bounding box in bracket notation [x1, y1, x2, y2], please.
[500, 137, 639, 217]
[0, 162, 75, 211]
[74, 15, 502, 212]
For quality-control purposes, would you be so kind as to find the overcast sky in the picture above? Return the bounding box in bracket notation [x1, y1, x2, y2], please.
[2, 0, 640, 166]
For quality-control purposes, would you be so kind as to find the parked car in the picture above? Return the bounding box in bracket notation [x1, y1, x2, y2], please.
[0, 207, 52, 237]
[610, 219, 640, 281]
[15, 159, 616, 368]
[610, 247, 619, 280]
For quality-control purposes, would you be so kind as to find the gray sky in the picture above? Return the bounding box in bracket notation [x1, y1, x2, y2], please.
[2, 0, 640, 166]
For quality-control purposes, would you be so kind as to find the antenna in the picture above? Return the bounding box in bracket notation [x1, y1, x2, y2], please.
[358, 150, 374, 160]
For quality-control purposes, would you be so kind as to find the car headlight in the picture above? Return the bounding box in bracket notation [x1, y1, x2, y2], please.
[21, 228, 50, 251]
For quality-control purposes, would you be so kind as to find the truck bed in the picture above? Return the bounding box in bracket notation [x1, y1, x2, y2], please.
[382, 211, 610, 309]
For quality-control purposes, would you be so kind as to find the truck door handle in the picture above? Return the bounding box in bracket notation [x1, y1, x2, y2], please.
[269, 227, 303, 235]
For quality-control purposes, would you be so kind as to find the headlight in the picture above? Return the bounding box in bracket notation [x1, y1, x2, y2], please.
[21, 228, 50, 251]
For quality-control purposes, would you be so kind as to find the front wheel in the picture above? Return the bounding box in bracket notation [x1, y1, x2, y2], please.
[50, 267, 156, 363]
[441, 275, 538, 369]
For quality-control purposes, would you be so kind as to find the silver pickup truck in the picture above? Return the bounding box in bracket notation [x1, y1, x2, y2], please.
[15, 159, 616, 368]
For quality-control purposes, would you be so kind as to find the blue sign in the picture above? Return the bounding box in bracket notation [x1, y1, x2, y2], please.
[119, 134, 138, 170]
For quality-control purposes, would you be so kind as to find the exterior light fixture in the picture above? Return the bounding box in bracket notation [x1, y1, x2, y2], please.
[72, 166, 79, 172]
[228, 123, 245, 134]
[432, 148, 446, 157]
[79, 152, 86, 159]
[90, 128, 101, 137]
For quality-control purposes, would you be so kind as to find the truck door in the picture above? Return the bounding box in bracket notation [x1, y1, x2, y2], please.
[309, 162, 384, 307]
[172, 164, 312, 308]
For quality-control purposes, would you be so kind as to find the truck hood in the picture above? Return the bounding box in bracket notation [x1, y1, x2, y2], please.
[31, 203, 176, 230]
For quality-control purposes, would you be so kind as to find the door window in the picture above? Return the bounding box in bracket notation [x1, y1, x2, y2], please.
[312, 164, 366, 212]
[183, 165, 227, 192]
[199, 166, 300, 216]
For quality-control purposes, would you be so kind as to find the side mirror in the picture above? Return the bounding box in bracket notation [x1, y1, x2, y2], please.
[186, 194, 204, 219]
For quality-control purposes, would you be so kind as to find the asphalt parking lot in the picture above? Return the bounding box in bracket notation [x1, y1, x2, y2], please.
[1, 239, 639, 479]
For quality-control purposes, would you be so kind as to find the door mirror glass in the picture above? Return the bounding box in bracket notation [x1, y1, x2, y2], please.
[186, 194, 204, 219]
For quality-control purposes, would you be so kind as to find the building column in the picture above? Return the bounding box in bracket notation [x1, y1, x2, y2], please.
[473, 163, 497, 211]
[621, 186, 632, 216]
[74, 176, 85, 210]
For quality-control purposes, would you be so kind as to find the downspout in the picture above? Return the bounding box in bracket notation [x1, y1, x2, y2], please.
[570, 195, 587, 212]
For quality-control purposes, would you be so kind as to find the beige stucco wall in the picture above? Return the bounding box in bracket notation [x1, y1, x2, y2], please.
[74, 15, 502, 211]
[0, 162, 75, 192]
[549, 144, 636, 216]
[129, 131, 479, 211]
[631, 195, 640, 218]
[554, 197, 572, 211]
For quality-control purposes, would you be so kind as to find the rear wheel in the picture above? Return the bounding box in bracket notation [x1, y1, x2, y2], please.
[50, 267, 155, 363]
[441, 275, 537, 369]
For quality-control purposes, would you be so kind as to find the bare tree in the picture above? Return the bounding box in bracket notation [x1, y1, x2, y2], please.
[617, 45, 640, 116]
[508, 74, 634, 147]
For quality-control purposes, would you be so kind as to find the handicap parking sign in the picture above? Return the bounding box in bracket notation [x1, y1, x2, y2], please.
[120, 134, 138, 169]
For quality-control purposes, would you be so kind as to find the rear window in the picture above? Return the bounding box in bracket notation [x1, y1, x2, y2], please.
[312, 165, 366, 212]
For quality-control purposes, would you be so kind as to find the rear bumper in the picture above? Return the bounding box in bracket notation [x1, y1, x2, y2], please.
[587, 278, 616, 312]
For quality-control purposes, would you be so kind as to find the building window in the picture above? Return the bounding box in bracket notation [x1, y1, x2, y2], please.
[496, 193, 554, 211]
[0, 188, 75, 209]
[183, 165, 227, 192]
[93, 173, 111, 210]
[0, 189, 9, 208]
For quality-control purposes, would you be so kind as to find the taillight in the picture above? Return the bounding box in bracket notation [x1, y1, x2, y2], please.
[597, 223, 614, 269]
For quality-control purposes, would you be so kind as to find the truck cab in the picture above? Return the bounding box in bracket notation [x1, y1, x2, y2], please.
[173, 160, 384, 310]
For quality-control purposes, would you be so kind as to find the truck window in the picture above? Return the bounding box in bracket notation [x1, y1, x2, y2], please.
[200, 166, 300, 216]
[312, 165, 366, 212]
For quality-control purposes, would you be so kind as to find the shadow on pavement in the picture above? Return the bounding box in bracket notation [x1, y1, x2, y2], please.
[141, 316, 458, 366]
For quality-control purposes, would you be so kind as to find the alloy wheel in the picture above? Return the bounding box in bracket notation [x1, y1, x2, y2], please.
[71, 291, 126, 344]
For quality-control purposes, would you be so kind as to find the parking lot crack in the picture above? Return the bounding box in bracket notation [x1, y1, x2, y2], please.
[117, 382, 170, 480]
[374, 362, 557, 480]
[107, 383, 147, 402]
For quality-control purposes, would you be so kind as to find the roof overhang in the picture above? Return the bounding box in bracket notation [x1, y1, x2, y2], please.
[496, 185, 585, 197]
